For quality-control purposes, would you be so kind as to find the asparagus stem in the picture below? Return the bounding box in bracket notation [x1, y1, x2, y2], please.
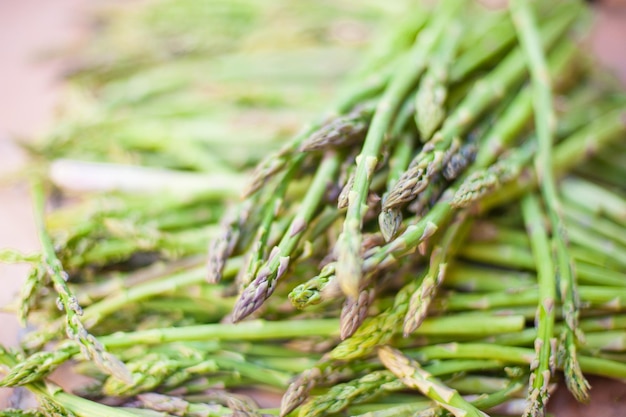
[449, 9, 516, 82]
[414, 21, 462, 141]
[383, 8, 574, 213]
[476, 108, 626, 213]
[458, 239, 626, 286]
[279, 312, 523, 415]
[363, 39, 589, 280]
[520, 193, 557, 416]
[232, 154, 340, 321]
[331, 307, 525, 361]
[336, 0, 459, 298]
[25, 260, 241, 349]
[0, 348, 140, 417]
[439, 285, 626, 313]
[378, 346, 489, 417]
[564, 202, 626, 248]
[444, 263, 532, 292]
[300, 360, 507, 417]
[30, 181, 131, 383]
[452, 39, 577, 209]
[560, 177, 626, 227]
[101, 319, 340, 347]
[510, 0, 588, 403]
[409, 343, 626, 380]
[236, 164, 296, 289]
[403, 212, 471, 336]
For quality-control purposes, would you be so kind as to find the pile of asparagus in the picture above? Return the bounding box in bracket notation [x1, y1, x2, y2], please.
[2, 0, 626, 416]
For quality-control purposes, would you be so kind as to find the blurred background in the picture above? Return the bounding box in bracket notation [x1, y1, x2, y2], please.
[0, 0, 625, 414]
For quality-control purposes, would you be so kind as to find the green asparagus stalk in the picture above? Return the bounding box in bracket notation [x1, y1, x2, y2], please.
[458, 240, 626, 287]
[442, 285, 626, 313]
[444, 263, 532, 292]
[382, 8, 574, 213]
[279, 314, 523, 415]
[520, 193, 557, 416]
[409, 343, 626, 380]
[563, 203, 626, 248]
[0, 410, 44, 417]
[299, 359, 507, 417]
[449, 9, 516, 82]
[378, 346, 489, 417]
[420, 375, 527, 417]
[403, 212, 471, 336]
[0, 347, 140, 417]
[336, 0, 459, 298]
[232, 153, 340, 321]
[235, 167, 294, 289]
[29, 181, 131, 383]
[510, 0, 588, 403]
[475, 108, 626, 213]
[363, 41, 588, 281]
[560, 177, 626, 227]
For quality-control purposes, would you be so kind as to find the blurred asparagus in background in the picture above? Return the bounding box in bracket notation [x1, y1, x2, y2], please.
[1, 1, 626, 417]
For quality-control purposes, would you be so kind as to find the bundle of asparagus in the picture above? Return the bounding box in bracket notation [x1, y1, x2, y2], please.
[2, 0, 626, 416]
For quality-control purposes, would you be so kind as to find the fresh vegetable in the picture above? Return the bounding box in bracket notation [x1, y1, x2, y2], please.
[1, 1, 625, 417]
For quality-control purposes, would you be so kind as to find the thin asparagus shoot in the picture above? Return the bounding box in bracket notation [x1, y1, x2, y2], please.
[378, 346, 489, 417]
[29, 181, 131, 384]
[510, 0, 588, 402]
[520, 193, 557, 417]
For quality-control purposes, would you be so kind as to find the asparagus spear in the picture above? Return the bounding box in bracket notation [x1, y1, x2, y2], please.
[28, 181, 131, 383]
[510, 0, 588, 403]
[382, 8, 575, 213]
[136, 393, 243, 417]
[299, 360, 507, 417]
[288, 263, 338, 309]
[409, 343, 626, 380]
[378, 346, 489, 417]
[403, 212, 471, 336]
[414, 22, 462, 141]
[335, 0, 460, 298]
[231, 153, 340, 321]
[520, 193, 557, 417]
[0, 347, 140, 417]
